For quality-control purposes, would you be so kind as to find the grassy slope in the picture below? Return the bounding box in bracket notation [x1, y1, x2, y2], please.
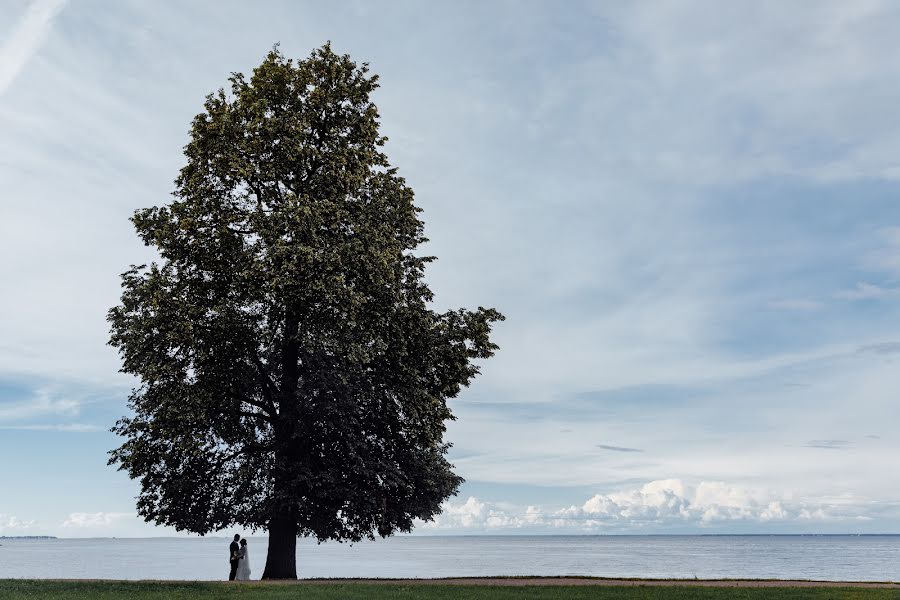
[1, 581, 899, 600]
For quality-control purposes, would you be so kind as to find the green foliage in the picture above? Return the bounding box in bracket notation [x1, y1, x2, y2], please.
[108, 43, 503, 550]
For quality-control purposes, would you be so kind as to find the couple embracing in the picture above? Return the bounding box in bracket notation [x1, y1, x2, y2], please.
[228, 534, 251, 581]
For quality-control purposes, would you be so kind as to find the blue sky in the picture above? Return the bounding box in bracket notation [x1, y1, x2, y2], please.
[2, 0, 900, 537]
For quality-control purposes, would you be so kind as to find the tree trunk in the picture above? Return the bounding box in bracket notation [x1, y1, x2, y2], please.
[262, 514, 298, 579]
[262, 310, 301, 580]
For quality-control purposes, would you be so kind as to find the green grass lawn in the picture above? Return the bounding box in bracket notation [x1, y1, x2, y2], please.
[1, 581, 899, 600]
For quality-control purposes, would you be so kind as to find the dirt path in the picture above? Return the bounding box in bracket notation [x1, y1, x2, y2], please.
[45, 577, 900, 588]
[298, 577, 898, 588]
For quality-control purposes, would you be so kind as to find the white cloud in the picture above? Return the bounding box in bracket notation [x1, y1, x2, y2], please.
[422, 479, 882, 533]
[419, 497, 541, 531]
[0, 0, 67, 96]
[566, 480, 787, 525]
[62, 512, 132, 528]
[836, 282, 890, 300]
[593, 0, 900, 184]
[0, 423, 102, 432]
[0, 513, 36, 533]
[561, 479, 885, 528]
[834, 230, 900, 299]
[0, 387, 81, 422]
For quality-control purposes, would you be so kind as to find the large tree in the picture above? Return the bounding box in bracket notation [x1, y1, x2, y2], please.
[107, 44, 503, 579]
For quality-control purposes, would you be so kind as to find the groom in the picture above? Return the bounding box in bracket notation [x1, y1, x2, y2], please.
[229, 534, 241, 580]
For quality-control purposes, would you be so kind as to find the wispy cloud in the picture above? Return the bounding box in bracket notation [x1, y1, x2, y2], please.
[0, 387, 80, 421]
[62, 512, 132, 528]
[0, 0, 67, 96]
[803, 440, 851, 450]
[858, 342, 900, 355]
[864, 227, 900, 274]
[596, 444, 644, 453]
[836, 282, 892, 300]
[767, 299, 823, 311]
[0, 423, 102, 432]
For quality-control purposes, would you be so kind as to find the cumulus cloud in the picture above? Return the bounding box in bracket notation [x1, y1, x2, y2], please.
[570, 479, 883, 526]
[0, 514, 36, 533]
[62, 512, 132, 528]
[422, 480, 872, 532]
[559, 479, 874, 527]
[420, 497, 540, 530]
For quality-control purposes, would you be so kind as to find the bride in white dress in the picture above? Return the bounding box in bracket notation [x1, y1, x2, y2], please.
[236, 539, 252, 581]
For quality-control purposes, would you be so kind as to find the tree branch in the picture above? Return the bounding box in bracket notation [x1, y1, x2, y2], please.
[252, 355, 279, 414]
[237, 409, 270, 422]
[241, 396, 274, 415]
[225, 390, 275, 423]
[212, 441, 274, 469]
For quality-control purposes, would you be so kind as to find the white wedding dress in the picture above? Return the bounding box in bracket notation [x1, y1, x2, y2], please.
[236, 545, 252, 581]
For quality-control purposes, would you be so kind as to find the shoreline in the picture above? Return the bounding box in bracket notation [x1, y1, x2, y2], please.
[18, 577, 900, 588]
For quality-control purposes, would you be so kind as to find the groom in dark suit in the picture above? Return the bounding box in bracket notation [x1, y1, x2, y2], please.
[229, 534, 241, 580]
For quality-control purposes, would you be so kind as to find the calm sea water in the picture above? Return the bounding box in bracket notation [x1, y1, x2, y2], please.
[0, 535, 897, 581]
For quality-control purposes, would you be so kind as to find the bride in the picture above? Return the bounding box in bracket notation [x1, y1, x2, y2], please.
[236, 539, 252, 581]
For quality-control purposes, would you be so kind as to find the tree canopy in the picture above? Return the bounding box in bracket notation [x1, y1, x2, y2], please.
[107, 44, 503, 579]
